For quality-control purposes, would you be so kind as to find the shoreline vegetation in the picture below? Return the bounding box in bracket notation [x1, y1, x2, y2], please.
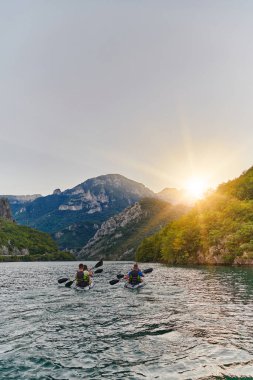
[136, 167, 253, 266]
[0, 252, 75, 262]
[0, 217, 75, 262]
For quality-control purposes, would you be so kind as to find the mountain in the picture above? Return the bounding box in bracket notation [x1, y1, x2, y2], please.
[3, 194, 42, 203]
[136, 166, 253, 265]
[77, 198, 188, 261]
[157, 187, 191, 205]
[0, 199, 74, 261]
[8, 174, 155, 251]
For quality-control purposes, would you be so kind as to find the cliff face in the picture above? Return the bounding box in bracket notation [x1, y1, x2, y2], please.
[77, 202, 143, 260]
[0, 198, 13, 221]
[196, 244, 253, 266]
[77, 198, 188, 261]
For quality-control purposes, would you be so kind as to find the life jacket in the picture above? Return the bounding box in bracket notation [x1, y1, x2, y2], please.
[129, 270, 141, 285]
[76, 270, 90, 287]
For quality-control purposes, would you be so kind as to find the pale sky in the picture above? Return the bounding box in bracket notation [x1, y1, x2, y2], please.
[1, 0, 253, 195]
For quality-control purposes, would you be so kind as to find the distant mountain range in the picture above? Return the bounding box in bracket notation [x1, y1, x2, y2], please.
[2, 194, 42, 203]
[5, 174, 157, 251]
[3, 168, 253, 265]
[3, 174, 193, 257]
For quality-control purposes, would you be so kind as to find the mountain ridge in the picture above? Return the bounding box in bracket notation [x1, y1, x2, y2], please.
[7, 174, 156, 251]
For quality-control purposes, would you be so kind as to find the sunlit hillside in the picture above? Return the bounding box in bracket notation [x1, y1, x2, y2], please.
[136, 166, 253, 265]
[0, 218, 75, 261]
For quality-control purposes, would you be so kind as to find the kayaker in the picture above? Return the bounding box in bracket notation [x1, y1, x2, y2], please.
[75, 263, 93, 288]
[125, 263, 144, 285]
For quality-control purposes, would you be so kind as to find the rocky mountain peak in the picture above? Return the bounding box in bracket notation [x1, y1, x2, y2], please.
[68, 174, 154, 198]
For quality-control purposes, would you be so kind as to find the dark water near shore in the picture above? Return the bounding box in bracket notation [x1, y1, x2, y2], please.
[0, 262, 253, 379]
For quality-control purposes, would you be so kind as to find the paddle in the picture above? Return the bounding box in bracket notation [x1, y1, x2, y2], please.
[92, 258, 104, 270]
[64, 280, 75, 288]
[109, 268, 153, 285]
[142, 268, 153, 274]
[58, 259, 104, 285]
[93, 268, 103, 274]
[110, 278, 123, 286]
[58, 277, 69, 284]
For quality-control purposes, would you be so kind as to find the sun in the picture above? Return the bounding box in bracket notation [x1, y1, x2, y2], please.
[185, 177, 207, 200]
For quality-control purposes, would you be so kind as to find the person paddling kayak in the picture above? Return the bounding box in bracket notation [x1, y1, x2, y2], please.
[75, 263, 93, 288]
[124, 263, 144, 286]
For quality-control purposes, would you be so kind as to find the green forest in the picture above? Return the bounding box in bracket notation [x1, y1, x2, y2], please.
[0, 218, 75, 261]
[136, 166, 253, 265]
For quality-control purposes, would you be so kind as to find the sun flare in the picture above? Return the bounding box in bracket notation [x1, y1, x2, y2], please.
[185, 178, 208, 200]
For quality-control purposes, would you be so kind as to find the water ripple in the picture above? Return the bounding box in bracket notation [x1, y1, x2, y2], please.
[0, 262, 253, 379]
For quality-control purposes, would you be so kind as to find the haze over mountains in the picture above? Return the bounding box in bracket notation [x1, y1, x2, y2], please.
[3, 174, 191, 255]
[157, 188, 191, 205]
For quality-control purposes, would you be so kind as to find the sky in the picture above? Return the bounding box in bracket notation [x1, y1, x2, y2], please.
[1, 0, 253, 195]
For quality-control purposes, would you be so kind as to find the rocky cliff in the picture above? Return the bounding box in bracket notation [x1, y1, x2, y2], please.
[77, 198, 188, 260]
[77, 202, 143, 260]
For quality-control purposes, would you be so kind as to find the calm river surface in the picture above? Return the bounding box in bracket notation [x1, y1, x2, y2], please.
[0, 261, 253, 379]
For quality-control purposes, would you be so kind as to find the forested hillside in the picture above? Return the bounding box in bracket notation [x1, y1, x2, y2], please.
[136, 167, 253, 265]
[0, 218, 75, 261]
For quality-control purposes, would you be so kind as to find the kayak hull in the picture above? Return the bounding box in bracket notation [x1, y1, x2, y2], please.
[72, 281, 94, 291]
[124, 282, 146, 290]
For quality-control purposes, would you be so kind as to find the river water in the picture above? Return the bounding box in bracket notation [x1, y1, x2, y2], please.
[0, 261, 253, 380]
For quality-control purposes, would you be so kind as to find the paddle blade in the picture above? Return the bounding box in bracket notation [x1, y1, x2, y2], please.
[143, 268, 153, 274]
[94, 259, 103, 269]
[65, 280, 74, 288]
[58, 278, 69, 284]
[117, 274, 124, 279]
[94, 268, 103, 274]
[109, 279, 120, 285]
